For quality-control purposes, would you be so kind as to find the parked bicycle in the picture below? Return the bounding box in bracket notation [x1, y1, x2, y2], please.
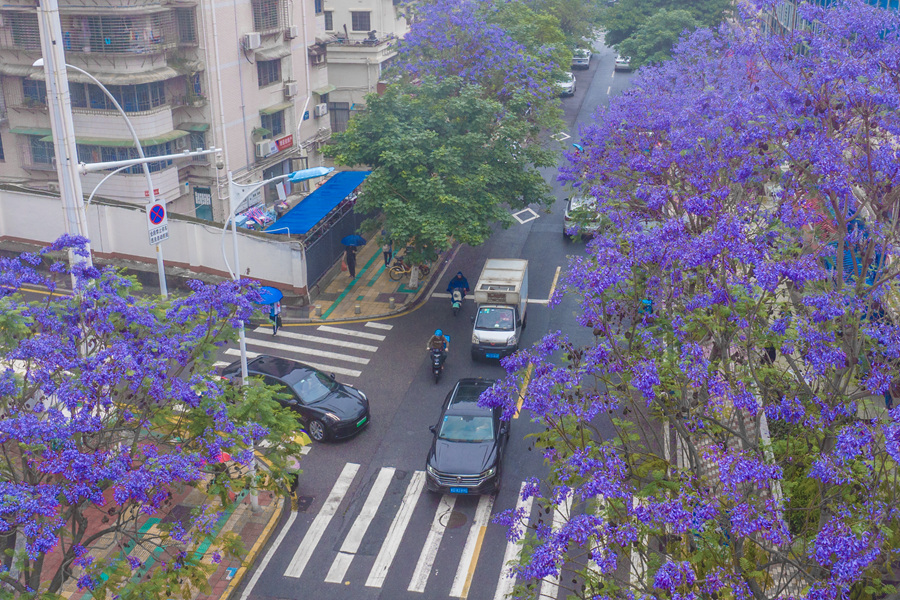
[388, 255, 430, 281]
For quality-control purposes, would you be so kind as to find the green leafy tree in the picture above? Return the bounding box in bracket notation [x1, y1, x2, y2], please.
[619, 9, 699, 68]
[525, 0, 600, 47]
[325, 77, 555, 266]
[601, 0, 731, 49]
[489, 0, 571, 73]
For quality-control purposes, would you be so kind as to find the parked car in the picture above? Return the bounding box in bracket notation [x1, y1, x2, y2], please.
[425, 378, 508, 495]
[614, 54, 632, 71]
[556, 71, 576, 97]
[221, 355, 370, 442]
[563, 195, 604, 238]
[571, 48, 592, 70]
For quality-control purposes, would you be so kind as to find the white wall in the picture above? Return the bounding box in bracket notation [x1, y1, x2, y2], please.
[0, 186, 308, 293]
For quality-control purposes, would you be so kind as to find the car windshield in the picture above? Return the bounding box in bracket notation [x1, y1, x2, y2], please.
[285, 369, 337, 403]
[438, 415, 495, 443]
[475, 307, 515, 331]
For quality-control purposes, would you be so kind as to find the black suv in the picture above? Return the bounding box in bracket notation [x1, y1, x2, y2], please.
[221, 355, 370, 442]
[425, 379, 508, 495]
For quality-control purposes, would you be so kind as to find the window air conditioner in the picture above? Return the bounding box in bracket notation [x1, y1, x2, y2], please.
[243, 32, 262, 50]
[284, 81, 299, 98]
[285, 25, 299, 39]
[255, 140, 276, 158]
[313, 103, 328, 117]
[175, 136, 188, 150]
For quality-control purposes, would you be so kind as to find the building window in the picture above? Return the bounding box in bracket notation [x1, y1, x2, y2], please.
[23, 79, 47, 106]
[70, 83, 88, 108]
[314, 0, 323, 14]
[257, 59, 282, 87]
[30, 136, 55, 165]
[9, 13, 40, 51]
[351, 11, 371, 31]
[175, 7, 197, 44]
[76, 142, 174, 174]
[324, 10, 333, 30]
[192, 73, 203, 97]
[251, 0, 281, 32]
[261, 110, 285, 138]
[86, 82, 165, 112]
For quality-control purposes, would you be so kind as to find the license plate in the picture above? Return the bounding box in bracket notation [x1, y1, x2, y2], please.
[449, 487, 469, 494]
[356, 416, 368, 428]
[485, 353, 500, 359]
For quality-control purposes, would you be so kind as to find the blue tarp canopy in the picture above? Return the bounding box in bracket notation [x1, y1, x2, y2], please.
[265, 171, 370, 235]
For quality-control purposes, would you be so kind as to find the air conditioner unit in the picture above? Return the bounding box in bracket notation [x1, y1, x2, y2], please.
[284, 81, 299, 98]
[313, 103, 328, 117]
[285, 25, 299, 40]
[255, 140, 276, 158]
[174, 136, 188, 150]
[47, 182, 59, 193]
[243, 32, 262, 50]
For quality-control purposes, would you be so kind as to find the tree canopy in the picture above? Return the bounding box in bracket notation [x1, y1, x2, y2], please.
[326, 78, 554, 264]
[486, 1, 900, 598]
[0, 237, 304, 599]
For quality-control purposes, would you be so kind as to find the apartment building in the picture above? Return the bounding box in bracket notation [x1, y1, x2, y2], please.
[0, 0, 332, 221]
[767, 0, 898, 32]
[322, 0, 407, 132]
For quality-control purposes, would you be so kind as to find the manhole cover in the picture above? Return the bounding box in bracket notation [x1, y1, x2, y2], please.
[296, 496, 314, 512]
[440, 510, 468, 529]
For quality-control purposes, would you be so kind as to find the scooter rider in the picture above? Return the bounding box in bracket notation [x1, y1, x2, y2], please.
[447, 271, 470, 299]
[427, 329, 450, 364]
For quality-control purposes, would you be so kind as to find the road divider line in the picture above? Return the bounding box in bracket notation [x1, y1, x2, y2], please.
[514, 364, 534, 419]
[408, 494, 457, 593]
[252, 327, 378, 352]
[365, 321, 393, 330]
[242, 337, 370, 364]
[223, 349, 362, 378]
[548, 266, 561, 298]
[367, 471, 425, 588]
[283, 462, 359, 578]
[538, 495, 572, 600]
[451, 494, 495, 598]
[492, 483, 534, 600]
[325, 467, 396, 583]
[317, 325, 386, 341]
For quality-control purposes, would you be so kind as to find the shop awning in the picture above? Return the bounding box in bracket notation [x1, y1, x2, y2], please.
[260, 100, 294, 116]
[10, 127, 52, 137]
[266, 171, 370, 235]
[40, 129, 188, 147]
[313, 84, 336, 96]
[28, 65, 179, 86]
[179, 122, 210, 132]
[256, 44, 292, 61]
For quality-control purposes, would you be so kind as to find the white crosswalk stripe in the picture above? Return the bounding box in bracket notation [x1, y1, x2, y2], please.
[223, 348, 362, 378]
[244, 336, 370, 364]
[317, 325, 386, 341]
[409, 494, 457, 593]
[366, 471, 425, 588]
[252, 326, 379, 352]
[365, 321, 394, 330]
[493, 482, 534, 600]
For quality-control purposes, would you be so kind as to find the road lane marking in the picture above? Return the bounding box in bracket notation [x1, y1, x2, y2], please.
[408, 494, 457, 593]
[365, 321, 393, 330]
[242, 337, 370, 364]
[450, 494, 495, 598]
[493, 483, 534, 600]
[366, 471, 426, 588]
[514, 364, 534, 419]
[325, 467, 396, 583]
[318, 325, 386, 341]
[538, 495, 572, 600]
[214, 361, 229, 369]
[548, 266, 561, 299]
[239, 510, 298, 599]
[223, 349, 362, 378]
[252, 327, 378, 352]
[283, 462, 359, 578]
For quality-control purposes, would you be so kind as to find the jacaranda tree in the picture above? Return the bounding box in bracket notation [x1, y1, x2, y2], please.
[0, 237, 304, 599]
[485, 1, 900, 598]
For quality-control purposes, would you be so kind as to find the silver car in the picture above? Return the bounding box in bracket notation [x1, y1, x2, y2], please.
[557, 71, 576, 96]
[571, 48, 592, 70]
[614, 54, 631, 71]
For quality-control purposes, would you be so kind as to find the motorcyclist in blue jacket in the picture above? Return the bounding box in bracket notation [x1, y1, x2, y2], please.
[447, 271, 470, 299]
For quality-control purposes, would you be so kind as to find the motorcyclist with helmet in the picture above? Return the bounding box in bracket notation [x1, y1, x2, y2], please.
[427, 329, 450, 365]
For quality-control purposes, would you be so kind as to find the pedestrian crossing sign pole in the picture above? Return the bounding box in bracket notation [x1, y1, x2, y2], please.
[147, 202, 169, 244]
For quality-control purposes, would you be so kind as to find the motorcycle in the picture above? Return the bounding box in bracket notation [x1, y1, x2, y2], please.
[451, 289, 463, 316]
[430, 334, 450, 383]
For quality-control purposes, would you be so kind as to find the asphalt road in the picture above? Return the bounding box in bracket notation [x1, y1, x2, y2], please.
[237, 38, 635, 600]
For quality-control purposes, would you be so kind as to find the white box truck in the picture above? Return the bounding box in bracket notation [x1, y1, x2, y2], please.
[470, 259, 529, 361]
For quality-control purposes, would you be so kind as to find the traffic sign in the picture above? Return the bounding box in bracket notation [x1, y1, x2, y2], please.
[147, 202, 169, 245]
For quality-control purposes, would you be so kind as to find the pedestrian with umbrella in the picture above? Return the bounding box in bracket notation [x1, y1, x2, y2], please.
[341, 235, 366, 279]
[255, 286, 284, 335]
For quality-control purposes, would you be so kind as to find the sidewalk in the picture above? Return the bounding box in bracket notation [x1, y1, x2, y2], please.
[285, 234, 449, 323]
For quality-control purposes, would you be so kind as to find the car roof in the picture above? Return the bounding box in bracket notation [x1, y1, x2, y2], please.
[240, 355, 315, 379]
[446, 379, 496, 415]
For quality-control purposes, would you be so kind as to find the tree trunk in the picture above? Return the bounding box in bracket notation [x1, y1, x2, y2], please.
[410, 266, 420, 288]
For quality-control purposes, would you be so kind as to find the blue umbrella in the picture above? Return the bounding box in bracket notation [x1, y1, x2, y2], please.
[288, 166, 334, 182]
[254, 286, 284, 305]
[341, 234, 366, 246]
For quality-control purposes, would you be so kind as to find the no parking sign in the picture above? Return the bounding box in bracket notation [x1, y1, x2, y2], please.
[147, 202, 169, 244]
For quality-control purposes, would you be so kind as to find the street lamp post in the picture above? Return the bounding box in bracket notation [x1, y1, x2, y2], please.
[34, 58, 173, 298]
[223, 166, 333, 511]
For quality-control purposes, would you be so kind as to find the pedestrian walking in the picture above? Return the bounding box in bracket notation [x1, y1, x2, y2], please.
[346, 246, 357, 279]
[269, 301, 282, 335]
[382, 238, 393, 267]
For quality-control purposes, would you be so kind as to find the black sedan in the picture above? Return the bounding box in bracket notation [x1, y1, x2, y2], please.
[221, 355, 370, 442]
[425, 378, 508, 495]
